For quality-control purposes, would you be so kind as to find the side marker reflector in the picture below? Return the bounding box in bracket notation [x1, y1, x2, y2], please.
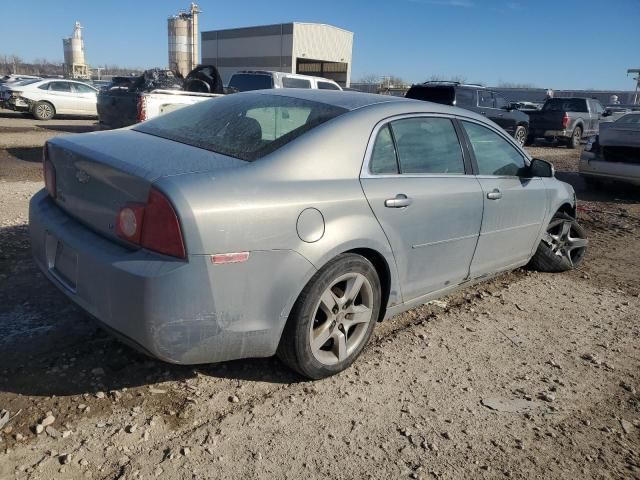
[211, 252, 250, 264]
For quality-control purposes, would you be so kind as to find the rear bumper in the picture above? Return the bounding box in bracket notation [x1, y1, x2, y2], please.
[29, 190, 315, 364]
[579, 152, 640, 185]
[531, 129, 571, 139]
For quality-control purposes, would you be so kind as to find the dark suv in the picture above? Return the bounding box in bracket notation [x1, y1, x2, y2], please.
[405, 82, 530, 146]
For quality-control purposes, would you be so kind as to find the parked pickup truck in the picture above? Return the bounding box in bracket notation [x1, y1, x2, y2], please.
[527, 97, 604, 148]
[98, 89, 222, 129]
[97, 66, 224, 130]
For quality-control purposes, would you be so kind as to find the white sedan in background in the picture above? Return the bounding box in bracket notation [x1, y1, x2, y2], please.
[1, 79, 98, 120]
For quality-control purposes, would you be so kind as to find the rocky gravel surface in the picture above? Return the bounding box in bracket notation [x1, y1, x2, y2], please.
[0, 110, 639, 479]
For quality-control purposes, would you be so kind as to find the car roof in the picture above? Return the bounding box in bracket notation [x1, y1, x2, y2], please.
[249, 89, 489, 121]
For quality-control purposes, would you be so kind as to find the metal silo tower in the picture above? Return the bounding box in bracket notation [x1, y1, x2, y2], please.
[168, 3, 201, 77]
[62, 22, 89, 79]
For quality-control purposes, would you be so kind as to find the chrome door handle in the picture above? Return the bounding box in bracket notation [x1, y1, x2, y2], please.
[487, 189, 502, 200]
[385, 194, 412, 208]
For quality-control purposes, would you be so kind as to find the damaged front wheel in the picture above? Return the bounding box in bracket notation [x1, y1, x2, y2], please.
[529, 212, 588, 272]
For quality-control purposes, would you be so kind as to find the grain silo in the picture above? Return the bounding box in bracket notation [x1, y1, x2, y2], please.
[168, 3, 200, 77]
[62, 21, 89, 79]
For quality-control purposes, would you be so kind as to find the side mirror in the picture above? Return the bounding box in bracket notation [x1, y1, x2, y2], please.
[529, 158, 554, 178]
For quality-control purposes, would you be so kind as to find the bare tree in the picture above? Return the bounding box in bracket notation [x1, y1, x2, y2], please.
[497, 81, 537, 88]
[355, 73, 380, 84]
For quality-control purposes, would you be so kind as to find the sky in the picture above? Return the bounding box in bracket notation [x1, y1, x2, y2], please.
[1, 0, 638, 90]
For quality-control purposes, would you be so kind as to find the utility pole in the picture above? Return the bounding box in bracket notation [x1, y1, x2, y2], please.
[628, 69, 640, 105]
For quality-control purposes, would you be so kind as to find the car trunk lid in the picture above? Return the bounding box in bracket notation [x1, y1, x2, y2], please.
[47, 129, 245, 242]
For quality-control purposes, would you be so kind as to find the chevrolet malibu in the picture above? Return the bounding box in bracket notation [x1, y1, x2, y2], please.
[30, 90, 588, 379]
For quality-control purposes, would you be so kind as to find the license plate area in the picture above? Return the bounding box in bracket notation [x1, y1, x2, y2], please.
[45, 232, 78, 293]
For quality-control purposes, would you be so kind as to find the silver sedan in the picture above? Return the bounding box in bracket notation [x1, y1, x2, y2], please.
[29, 90, 587, 378]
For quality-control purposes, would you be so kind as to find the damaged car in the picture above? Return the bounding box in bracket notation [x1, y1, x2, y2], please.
[30, 90, 587, 379]
[580, 111, 640, 186]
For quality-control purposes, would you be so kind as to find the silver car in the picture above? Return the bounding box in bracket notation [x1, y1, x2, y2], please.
[580, 112, 640, 186]
[29, 90, 587, 379]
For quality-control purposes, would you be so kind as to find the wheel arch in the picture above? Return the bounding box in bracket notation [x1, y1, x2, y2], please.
[557, 202, 576, 219]
[346, 247, 392, 322]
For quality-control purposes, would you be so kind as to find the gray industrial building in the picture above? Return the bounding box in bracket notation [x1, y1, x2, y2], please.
[201, 22, 353, 87]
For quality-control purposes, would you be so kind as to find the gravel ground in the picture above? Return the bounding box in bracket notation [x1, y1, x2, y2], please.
[0, 109, 639, 479]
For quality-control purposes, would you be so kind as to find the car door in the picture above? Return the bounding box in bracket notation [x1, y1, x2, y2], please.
[493, 92, 516, 134]
[45, 81, 76, 114]
[360, 115, 484, 301]
[71, 83, 98, 115]
[460, 120, 549, 277]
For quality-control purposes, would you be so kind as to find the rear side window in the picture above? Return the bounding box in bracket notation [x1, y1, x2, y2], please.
[370, 125, 398, 174]
[134, 94, 347, 161]
[455, 88, 474, 107]
[228, 74, 274, 92]
[317, 81, 340, 90]
[48, 82, 72, 92]
[282, 77, 311, 89]
[38, 83, 51, 90]
[405, 86, 455, 105]
[390, 118, 465, 174]
[462, 121, 526, 176]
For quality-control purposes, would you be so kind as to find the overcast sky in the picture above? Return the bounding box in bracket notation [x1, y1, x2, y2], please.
[1, 0, 638, 90]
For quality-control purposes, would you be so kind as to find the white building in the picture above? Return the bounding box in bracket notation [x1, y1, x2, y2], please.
[201, 22, 353, 87]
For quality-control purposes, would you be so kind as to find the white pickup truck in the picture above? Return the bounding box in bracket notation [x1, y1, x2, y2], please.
[97, 87, 222, 130]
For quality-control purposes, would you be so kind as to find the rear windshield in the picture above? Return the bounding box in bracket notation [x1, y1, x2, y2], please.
[542, 98, 588, 112]
[134, 93, 348, 161]
[405, 86, 455, 106]
[228, 74, 274, 92]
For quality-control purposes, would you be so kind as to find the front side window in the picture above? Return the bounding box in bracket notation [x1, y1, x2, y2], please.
[478, 90, 494, 108]
[462, 121, 526, 176]
[390, 118, 465, 174]
[73, 83, 96, 94]
[134, 94, 347, 161]
[281, 77, 311, 89]
[370, 125, 398, 174]
[494, 93, 509, 109]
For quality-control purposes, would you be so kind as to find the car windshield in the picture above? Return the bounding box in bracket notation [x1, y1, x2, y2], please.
[13, 79, 41, 87]
[542, 98, 587, 112]
[134, 93, 348, 161]
[228, 74, 274, 92]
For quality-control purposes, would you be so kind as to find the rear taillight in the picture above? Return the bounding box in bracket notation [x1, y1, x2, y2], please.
[562, 112, 569, 129]
[136, 96, 147, 122]
[43, 143, 56, 198]
[116, 188, 186, 259]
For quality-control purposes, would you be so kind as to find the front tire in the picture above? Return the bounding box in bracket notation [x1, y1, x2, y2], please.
[32, 101, 55, 120]
[514, 126, 528, 147]
[277, 253, 381, 379]
[529, 212, 588, 272]
[566, 126, 582, 149]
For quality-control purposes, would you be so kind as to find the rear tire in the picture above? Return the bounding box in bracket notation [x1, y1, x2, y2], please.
[529, 212, 587, 273]
[32, 101, 55, 120]
[277, 253, 381, 379]
[566, 126, 582, 149]
[514, 126, 528, 147]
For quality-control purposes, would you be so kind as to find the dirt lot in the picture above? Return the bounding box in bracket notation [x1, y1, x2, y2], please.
[0, 109, 639, 479]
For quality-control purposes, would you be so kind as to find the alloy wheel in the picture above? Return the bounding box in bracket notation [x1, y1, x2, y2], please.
[36, 103, 52, 119]
[543, 218, 588, 267]
[515, 128, 526, 146]
[309, 272, 374, 366]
